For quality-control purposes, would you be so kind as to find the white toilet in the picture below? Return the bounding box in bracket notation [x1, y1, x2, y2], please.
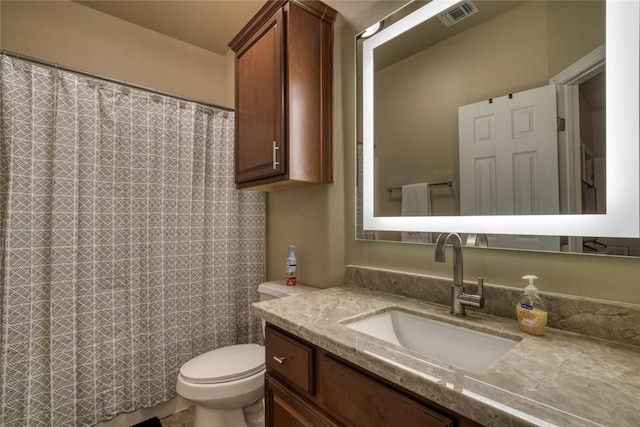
[176, 280, 316, 427]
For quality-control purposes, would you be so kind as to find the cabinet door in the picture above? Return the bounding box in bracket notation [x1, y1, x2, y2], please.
[235, 7, 285, 184]
[266, 375, 340, 427]
[322, 355, 454, 427]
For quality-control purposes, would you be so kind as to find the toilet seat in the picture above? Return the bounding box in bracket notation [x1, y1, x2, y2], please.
[179, 344, 265, 384]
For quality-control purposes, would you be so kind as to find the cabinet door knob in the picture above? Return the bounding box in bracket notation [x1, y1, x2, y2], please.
[273, 355, 289, 364]
[272, 141, 280, 170]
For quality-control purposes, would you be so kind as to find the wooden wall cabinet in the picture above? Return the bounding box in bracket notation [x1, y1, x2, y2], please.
[264, 325, 482, 427]
[229, 0, 336, 191]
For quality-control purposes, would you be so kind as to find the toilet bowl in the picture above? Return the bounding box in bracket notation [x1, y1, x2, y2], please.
[176, 280, 316, 427]
[176, 344, 265, 427]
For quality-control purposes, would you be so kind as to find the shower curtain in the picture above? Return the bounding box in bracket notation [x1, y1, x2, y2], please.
[0, 55, 265, 426]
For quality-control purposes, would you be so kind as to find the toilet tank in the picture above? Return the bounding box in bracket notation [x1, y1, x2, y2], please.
[257, 280, 317, 341]
[258, 280, 316, 301]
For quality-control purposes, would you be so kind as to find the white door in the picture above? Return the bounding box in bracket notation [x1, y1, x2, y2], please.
[459, 84, 560, 251]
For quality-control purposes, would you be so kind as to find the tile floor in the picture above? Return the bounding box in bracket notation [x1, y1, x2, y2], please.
[159, 406, 194, 427]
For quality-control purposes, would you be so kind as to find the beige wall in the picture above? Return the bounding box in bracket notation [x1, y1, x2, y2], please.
[0, 0, 230, 108]
[546, 0, 605, 77]
[224, 49, 236, 107]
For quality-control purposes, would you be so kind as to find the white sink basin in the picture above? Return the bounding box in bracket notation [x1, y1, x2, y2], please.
[342, 309, 519, 373]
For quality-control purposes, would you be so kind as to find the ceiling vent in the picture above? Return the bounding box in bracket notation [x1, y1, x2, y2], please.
[438, 1, 479, 27]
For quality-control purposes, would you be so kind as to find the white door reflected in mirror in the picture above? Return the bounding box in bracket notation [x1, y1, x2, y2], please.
[458, 84, 560, 251]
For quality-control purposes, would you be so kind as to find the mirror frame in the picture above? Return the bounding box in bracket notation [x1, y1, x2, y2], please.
[362, 0, 639, 238]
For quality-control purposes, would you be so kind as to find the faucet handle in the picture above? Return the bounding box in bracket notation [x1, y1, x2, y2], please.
[457, 277, 485, 309]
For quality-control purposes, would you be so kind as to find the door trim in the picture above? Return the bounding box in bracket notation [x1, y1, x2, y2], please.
[550, 44, 605, 252]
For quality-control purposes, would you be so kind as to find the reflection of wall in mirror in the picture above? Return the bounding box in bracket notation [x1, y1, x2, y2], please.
[373, 0, 604, 224]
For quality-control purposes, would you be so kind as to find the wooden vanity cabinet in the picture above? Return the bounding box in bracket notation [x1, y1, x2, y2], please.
[264, 324, 481, 427]
[229, 0, 336, 191]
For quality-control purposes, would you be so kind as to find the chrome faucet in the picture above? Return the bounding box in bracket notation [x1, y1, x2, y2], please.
[435, 232, 485, 316]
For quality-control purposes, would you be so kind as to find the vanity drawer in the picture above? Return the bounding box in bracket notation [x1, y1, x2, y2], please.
[265, 325, 315, 395]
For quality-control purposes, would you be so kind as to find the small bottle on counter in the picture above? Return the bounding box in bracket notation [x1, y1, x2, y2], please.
[516, 274, 548, 336]
[285, 246, 297, 286]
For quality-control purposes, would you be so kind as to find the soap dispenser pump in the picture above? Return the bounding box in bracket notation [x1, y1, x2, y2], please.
[516, 274, 548, 336]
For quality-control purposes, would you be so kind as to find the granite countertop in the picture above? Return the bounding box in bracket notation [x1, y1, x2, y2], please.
[253, 286, 640, 427]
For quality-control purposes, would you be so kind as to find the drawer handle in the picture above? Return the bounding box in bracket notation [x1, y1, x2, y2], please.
[273, 355, 289, 364]
[272, 141, 280, 170]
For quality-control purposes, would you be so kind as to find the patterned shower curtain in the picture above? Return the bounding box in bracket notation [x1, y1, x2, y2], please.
[0, 55, 265, 426]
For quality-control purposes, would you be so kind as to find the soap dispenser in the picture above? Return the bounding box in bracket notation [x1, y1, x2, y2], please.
[516, 274, 548, 336]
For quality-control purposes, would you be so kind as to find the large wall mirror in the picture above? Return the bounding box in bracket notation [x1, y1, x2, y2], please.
[356, 0, 640, 256]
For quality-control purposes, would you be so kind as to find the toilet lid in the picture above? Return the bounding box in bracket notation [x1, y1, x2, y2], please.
[180, 344, 265, 384]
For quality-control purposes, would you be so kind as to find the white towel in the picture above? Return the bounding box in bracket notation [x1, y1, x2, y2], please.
[401, 183, 432, 243]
